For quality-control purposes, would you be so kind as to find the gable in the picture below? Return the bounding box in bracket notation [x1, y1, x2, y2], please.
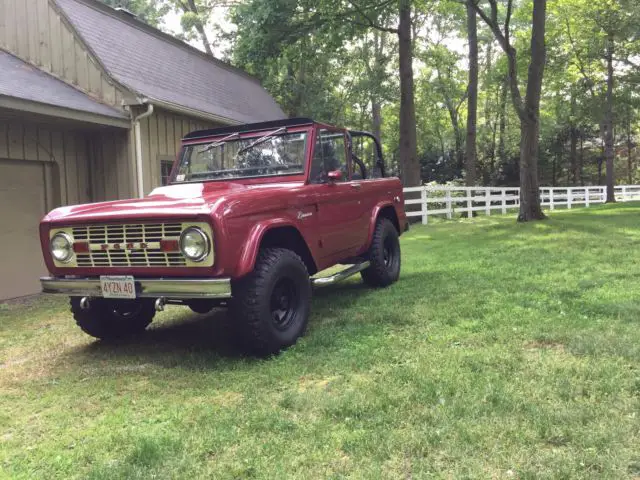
[0, 0, 128, 108]
[54, 0, 286, 124]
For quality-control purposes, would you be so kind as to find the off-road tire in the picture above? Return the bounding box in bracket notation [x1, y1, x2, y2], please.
[361, 218, 401, 287]
[231, 248, 311, 356]
[70, 297, 155, 340]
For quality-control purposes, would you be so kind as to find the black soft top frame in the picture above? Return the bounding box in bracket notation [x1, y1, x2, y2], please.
[183, 117, 316, 140]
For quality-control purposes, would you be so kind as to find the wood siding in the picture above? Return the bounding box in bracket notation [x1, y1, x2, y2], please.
[139, 108, 222, 193]
[0, 0, 126, 108]
[91, 128, 134, 201]
[0, 118, 94, 209]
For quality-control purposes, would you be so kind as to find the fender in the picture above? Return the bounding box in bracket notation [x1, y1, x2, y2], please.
[235, 218, 302, 278]
[363, 201, 403, 251]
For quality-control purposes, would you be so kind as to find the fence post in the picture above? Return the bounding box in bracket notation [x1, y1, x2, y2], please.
[585, 187, 590, 207]
[485, 188, 491, 216]
[421, 187, 428, 225]
[549, 188, 554, 211]
[567, 188, 573, 209]
[445, 188, 453, 219]
[602, 187, 606, 203]
[501, 188, 507, 214]
[467, 188, 473, 218]
[622, 186, 627, 202]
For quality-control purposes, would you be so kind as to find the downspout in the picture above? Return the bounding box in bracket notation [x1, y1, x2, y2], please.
[132, 103, 154, 198]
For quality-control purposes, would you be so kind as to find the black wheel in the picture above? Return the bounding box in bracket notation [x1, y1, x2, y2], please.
[70, 297, 155, 340]
[361, 218, 401, 287]
[231, 248, 311, 356]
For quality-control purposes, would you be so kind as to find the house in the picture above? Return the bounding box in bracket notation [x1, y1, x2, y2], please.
[0, 0, 285, 300]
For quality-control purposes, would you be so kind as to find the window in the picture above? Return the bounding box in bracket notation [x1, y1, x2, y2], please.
[351, 133, 383, 179]
[160, 158, 174, 186]
[310, 129, 348, 183]
[175, 131, 307, 182]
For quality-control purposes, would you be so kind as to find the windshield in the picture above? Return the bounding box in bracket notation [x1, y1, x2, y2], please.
[174, 131, 308, 182]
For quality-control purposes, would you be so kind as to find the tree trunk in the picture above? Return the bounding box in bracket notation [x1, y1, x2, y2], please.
[498, 76, 508, 168]
[579, 133, 584, 185]
[569, 92, 578, 185]
[465, 1, 478, 186]
[455, 129, 464, 175]
[519, 118, 544, 220]
[604, 32, 616, 202]
[570, 129, 578, 185]
[484, 38, 494, 129]
[597, 157, 603, 184]
[371, 100, 382, 144]
[186, 0, 213, 56]
[397, 0, 419, 187]
[627, 109, 633, 184]
[370, 31, 384, 143]
[488, 121, 497, 184]
[517, 0, 547, 222]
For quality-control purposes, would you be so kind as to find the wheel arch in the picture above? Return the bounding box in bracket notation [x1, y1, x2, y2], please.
[364, 203, 400, 252]
[236, 222, 318, 278]
[377, 204, 400, 232]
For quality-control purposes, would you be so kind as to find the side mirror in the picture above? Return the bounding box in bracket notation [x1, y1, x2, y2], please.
[327, 170, 342, 183]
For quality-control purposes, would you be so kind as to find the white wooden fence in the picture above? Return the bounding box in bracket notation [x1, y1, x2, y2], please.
[403, 185, 640, 224]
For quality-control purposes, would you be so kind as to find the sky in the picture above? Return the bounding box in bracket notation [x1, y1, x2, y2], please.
[162, 7, 232, 57]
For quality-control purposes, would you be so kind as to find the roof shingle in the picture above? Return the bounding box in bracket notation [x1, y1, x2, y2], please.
[0, 49, 127, 120]
[54, 0, 286, 124]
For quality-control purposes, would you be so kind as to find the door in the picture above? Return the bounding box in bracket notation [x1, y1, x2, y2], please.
[0, 160, 48, 300]
[309, 128, 362, 260]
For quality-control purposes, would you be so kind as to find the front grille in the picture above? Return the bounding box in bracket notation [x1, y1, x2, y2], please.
[72, 223, 187, 267]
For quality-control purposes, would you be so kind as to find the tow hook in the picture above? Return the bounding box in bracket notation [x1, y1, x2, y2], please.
[79, 297, 91, 310]
[154, 297, 166, 312]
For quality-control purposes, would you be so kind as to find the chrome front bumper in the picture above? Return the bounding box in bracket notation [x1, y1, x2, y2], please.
[40, 277, 232, 299]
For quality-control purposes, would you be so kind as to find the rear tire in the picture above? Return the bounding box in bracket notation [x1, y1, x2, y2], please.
[231, 248, 311, 356]
[70, 297, 155, 340]
[361, 218, 401, 287]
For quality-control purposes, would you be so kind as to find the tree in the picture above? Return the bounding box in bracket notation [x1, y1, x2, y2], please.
[559, 0, 640, 200]
[427, 44, 467, 175]
[99, 0, 169, 26]
[397, 0, 420, 187]
[465, 1, 478, 186]
[471, 0, 548, 221]
[167, 0, 220, 56]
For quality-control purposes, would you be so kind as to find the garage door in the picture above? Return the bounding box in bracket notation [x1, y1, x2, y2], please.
[0, 160, 47, 300]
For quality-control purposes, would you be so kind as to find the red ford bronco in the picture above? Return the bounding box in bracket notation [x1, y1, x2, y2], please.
[39, 118, 407, 354]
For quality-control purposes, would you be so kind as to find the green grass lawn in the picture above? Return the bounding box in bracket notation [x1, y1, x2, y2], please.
[2, 204, 640, 479]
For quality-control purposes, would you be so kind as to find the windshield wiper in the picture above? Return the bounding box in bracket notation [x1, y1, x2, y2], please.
[198, 132, 240, 153]
[235, 127, 287, 156]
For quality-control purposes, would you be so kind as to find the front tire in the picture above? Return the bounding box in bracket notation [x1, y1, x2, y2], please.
[231, 248, 311, 356]
[361, 218, 401, 287]
[70, 297, 155, 340]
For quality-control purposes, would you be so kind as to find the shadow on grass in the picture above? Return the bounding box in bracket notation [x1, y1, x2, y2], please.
[62, 272, 431, 369]
[66, 312, 246, 370]
[425, 210, 640, 254]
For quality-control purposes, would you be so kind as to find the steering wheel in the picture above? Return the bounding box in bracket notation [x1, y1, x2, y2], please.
[352, 154, 367, 180]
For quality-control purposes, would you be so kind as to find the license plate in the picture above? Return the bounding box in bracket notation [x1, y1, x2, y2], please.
[100, 275, 136, 299]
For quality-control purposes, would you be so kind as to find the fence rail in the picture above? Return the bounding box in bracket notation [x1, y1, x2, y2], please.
[403, 185, 640, 224]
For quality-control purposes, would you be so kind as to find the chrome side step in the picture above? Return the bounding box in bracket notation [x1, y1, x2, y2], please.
[311, 261, 370, 287]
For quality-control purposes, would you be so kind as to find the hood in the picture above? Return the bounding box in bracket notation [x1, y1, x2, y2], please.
[42, 181, 305, 224]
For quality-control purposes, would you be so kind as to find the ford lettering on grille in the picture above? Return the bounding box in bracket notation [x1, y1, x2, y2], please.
[97, 242, 153, 251]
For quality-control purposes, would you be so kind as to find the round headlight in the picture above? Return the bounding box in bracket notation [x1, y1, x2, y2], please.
[50, 232, 73, 263]
[179, 227, 210, 262]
